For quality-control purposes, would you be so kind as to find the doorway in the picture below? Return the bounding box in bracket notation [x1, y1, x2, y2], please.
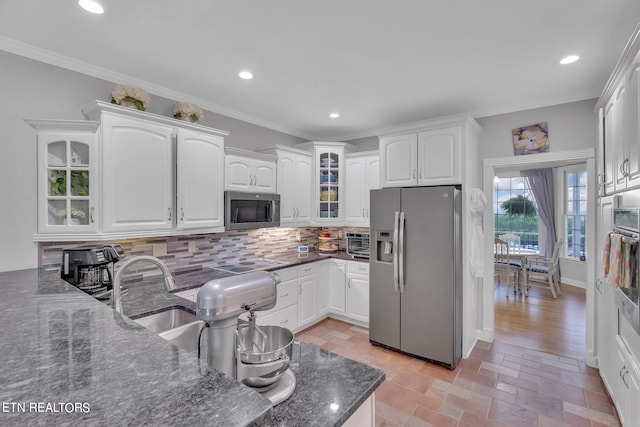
[482, 148, 598, 366]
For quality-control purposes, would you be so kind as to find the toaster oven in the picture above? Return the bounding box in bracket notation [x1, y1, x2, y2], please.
[346, 232, 370, 259]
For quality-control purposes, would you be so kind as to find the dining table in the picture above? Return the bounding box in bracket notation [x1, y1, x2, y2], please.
[507, 248, 539, 295]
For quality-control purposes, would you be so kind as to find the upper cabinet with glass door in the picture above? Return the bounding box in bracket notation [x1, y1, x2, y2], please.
[28, 119, 99, 234]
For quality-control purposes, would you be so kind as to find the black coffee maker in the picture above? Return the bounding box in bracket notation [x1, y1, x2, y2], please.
[61, 244, 126, 299]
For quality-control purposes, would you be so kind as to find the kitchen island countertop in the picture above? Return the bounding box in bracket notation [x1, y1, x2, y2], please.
[0, 258, 383, 426]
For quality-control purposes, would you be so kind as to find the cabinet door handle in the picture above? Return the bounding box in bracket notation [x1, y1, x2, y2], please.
[348, 278, 351, 288]
[299, 284, 302, 295]
[90, 207, 95, 223]
[413, 168, 416, 179]
[295, 207, 298, 218]
[622, 367, 630, 388]
[168, 208, 172, 221]
[366, 208, 369, 217]
[253, 175, 257, 186]
[362, 208, 365, 217]
[281, 293, 288, 298]
[180, 208, 184, 221]
[419, 168, 422, 179]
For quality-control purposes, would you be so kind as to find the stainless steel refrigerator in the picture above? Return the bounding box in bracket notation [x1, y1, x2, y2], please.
[369, 186, 462, 369]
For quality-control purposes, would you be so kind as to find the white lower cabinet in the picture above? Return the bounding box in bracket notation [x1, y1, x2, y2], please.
[611, 336, 640, 426]
[297, 263, 318, 328]
[256, 267, 299, 330]
[318, 259, 346, 315]
[347, 261, 370, 324]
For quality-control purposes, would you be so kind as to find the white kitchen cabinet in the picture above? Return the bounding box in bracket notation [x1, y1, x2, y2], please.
[417, 127, 461, 186]
[29, 120, 100, 234]
[297, 263, 318, 328]
[101, 112, 175, 233]
[51, 100, 229, 241]
[256, 267, 299, 330]
[597, 29, 640, 196]
[261, 146, 312, 225]
[379, 120, 472, 188]
[347, 261, 370, 324]
[611, 336, 640, 427]
[596, 196, 618, 383]
[379, 133, 417, 187]
[177, 129, 224, 229]
[317, 259, 346, 315]
[345, 152, 380, 226]
[225, 148, 276, 193]
[313, 145, 344, 222]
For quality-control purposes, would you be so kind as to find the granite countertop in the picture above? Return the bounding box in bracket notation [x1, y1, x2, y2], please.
[0, 252, 383, 426]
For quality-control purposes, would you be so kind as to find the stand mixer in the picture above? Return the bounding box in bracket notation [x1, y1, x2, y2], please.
[196, 270, 297, 405]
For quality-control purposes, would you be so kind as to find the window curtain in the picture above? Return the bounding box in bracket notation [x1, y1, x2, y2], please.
[521, 168, 558, 265]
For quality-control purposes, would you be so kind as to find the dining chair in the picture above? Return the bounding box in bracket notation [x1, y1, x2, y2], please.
[494, 238, 520, 297]
[525, 238, 563, 298]
[498, 233, 521, 251]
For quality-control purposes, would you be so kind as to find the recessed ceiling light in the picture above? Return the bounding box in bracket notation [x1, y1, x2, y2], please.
[560, 55, 580, 65]
[239, 71, 253, 80]
[329, 113, 340, 118]
[78, 0, 104, 14]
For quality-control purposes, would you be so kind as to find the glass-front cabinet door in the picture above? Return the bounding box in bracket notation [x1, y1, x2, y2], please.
[31, 120, 99, 234]
[315, 147, 344, 222]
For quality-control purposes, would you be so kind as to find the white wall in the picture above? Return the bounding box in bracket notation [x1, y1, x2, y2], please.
[0, 51, 305, 272]
[476, 99, 597, 287]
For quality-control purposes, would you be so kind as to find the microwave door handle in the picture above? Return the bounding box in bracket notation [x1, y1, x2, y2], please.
[271, 201, 276, 222]
[233, 208, 239, 223]
[393, 211, 399, 292]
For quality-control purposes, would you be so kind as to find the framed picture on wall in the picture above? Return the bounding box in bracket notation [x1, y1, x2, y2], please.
[512, 122, 549, 155]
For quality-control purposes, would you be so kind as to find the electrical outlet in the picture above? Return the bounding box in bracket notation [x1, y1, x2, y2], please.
[296, 231, 301, 242]
[152, 243, 167, 257]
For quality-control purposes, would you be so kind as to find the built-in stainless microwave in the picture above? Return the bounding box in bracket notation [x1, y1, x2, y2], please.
[224, 191, 280, 230]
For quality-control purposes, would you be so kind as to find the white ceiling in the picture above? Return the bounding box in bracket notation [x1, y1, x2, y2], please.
[1, 1, 640, 140]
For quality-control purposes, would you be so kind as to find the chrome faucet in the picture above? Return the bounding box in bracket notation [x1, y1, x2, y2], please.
[112, 255, 176, 314]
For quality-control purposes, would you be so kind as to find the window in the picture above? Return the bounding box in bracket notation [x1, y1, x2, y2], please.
[564, 167, 587, 260]
[494, 176, 539, 250]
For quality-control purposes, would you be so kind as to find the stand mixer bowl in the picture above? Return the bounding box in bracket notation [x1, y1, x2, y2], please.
[236, 325, 294, 388]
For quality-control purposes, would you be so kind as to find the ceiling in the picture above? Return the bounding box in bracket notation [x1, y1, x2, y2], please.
[1, 1, 640, 140]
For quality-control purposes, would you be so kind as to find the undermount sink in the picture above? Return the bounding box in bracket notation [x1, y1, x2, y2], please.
[132, 307, 197, 334]
[158, 320, 205, 354]
[132, 307, 204, 353]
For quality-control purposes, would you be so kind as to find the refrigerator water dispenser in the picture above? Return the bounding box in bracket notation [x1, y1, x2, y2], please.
[376, 231, 393, 263]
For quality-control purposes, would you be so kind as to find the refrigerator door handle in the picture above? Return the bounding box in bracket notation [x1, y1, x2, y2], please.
[399, 211, 406, 293]
[393, 211, 400, 292]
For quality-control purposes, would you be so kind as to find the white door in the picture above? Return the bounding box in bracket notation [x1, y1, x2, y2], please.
[102, 113, 174, 232]
[381, 134, 417, 187]
[278, 153, 297, 223]
[295, 154, 313, 223]
[253, 160, 277, 193]
[328, 261, 346, 314]
[347, 275, 369, 323]
[225, 155, 252, 191]
[345, 157, 366, 224]
[177, 129, 224, 229]
[365, 155, 380, 223]
[417, 127, 461, 185]
[625, 56, 640, 189]
[298, 274, 317, 326]
[614, 84, 628, 192]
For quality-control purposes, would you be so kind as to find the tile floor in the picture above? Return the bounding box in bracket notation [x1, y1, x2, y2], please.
[296, 318, 621, 427]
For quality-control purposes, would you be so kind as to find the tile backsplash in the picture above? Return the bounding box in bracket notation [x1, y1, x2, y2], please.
[40, 226, 368, 276]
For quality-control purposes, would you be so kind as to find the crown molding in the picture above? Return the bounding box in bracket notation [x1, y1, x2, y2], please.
[0, 36, 317, 141]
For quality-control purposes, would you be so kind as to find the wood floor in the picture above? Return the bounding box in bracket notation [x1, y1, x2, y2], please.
[296, 282, 621, 427]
